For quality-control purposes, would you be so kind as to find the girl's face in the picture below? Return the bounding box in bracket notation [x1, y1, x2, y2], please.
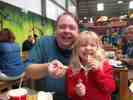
[79, 40, 98, 64]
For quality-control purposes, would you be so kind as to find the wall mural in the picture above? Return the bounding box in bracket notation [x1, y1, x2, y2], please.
[0, 1, 55, 46]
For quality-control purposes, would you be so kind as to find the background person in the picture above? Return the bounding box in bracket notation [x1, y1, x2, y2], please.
[121, 25, 133, 68]
[33, 33, 38, 44]
[0, 28, 25, 80]
[22, 35, 35, 51]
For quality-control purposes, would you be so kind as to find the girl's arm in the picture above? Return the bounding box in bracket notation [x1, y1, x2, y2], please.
[91, 60, 116, 94]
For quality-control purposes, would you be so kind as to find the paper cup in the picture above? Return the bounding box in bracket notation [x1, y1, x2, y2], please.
[37, 91, 53, 100]
[7, 88, 27, 100]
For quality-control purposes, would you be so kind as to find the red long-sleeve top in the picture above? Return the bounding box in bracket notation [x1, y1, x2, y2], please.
[66, 60, 116, 100]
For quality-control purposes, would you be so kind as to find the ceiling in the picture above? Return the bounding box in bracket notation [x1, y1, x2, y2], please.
[77, 0, 132, 19]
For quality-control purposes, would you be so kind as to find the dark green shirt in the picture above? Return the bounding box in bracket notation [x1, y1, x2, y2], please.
[28, 36, 72, 100]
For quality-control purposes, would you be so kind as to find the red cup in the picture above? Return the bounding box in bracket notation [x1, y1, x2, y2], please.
[7, 88, 27, 100]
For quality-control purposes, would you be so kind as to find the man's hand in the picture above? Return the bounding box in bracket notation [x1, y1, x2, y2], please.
[48, 60, 66, 78]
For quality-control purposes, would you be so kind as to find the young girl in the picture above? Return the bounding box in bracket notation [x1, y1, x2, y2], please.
[0, 28, 25, 80]
[49, 31, 116, 100]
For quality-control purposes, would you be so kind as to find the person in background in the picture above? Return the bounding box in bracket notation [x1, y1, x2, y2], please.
[0, 28, 25, 80]
[122, 25, 133, 68]
[102, 29, 112, 45]
[22, 35, 35, 51]
[33, 34, 38, 44]
[48, 31, 115, 100]
[110, 28, 119, 47]
[25, 12, 79, 100]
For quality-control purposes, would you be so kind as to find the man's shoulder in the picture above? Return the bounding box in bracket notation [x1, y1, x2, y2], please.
[39, 36, 55, 44]
[40, 36, 55, 40]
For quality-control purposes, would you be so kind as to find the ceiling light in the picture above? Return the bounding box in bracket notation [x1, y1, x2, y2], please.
[97, 3, 104, 11]
[117, 1, 123, 4]
[83, 17, 87, 20]
[129, 1, 133, 9]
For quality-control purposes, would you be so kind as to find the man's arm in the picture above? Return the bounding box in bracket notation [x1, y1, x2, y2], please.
[25, 59, 67, 80]
[25, 63, 49, 80]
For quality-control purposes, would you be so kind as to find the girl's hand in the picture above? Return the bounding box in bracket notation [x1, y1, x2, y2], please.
[75, 80, 86, 96]
[87, 56, 101, 71]
[48, 60, 66, 78]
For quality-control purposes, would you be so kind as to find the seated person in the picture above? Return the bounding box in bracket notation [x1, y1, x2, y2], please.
[22, 35, 35, 51]
[0, 28, 26, 80]
[121, 25, 133, 68]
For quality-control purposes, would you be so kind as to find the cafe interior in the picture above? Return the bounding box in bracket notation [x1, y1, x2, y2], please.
[0, 0, 133, 100]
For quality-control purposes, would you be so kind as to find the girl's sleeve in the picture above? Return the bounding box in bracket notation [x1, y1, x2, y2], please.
[66, 69, 77, 97]
[66, 68, 85, 99]
[91, 61, 116, 94]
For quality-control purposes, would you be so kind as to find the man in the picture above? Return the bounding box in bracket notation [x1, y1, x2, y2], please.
[26, 12, 79, 100]
[122, 25, 133, 67]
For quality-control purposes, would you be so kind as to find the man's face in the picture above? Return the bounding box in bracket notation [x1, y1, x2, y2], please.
[56, 15, 79, 49]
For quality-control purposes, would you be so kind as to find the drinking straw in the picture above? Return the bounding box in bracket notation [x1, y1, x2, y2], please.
[19, 77, 23, 88]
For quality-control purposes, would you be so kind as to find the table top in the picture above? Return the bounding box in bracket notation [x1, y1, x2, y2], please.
[0, 88, 54, 100]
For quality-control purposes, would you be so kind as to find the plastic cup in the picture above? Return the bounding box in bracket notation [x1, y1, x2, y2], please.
[7, 88, 27, 100]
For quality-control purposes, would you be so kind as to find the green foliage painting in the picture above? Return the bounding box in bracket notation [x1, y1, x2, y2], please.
[0, 2, 55, 46]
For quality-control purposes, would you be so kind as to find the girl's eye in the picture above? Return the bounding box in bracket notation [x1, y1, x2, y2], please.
[90, 44, 95, 47]
[81, 43, 87, 47]
[90, 43, 97, 47]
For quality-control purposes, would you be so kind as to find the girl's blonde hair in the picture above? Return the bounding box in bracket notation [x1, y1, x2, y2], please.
[70, 31, 104, 69]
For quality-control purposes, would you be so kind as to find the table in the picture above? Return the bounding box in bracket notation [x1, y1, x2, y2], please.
[0, 67, 128, 100]
[0, 88, 37, 100]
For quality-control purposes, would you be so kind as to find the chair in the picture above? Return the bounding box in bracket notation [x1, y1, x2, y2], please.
[0, 80, 19, 93]
[112, 67, 128, 100]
